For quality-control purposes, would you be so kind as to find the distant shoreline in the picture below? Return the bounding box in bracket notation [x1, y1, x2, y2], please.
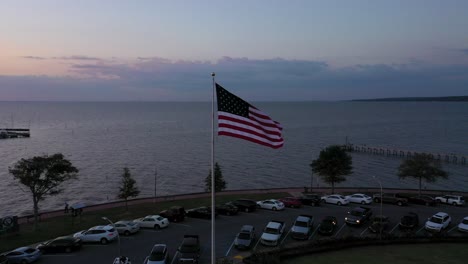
[352, 96, 468, 102]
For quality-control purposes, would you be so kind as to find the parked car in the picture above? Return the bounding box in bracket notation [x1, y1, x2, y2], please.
[345, 194, 372, 205]
[278, 197, 302, 208]
[73, 225, 118, 244]
[232, 199, 257, 212]
[425, 212, 451, 233]
[368, 215, 390, 233]
[256, 199, 285, 211]
[435, 195, 465, 206]
[299, 194, 321, 206]
[373, 193, 408, 206]
[186, 207, 217, 219]
[177, 235, 200, 263]
[234, 225, 256, 250]
[159, 206, 186, 222]
[457, 217, 468, 232]
[260, 220, 285, 246]
[5, 247, 41, 264]
[291, 215, 314, 240]
[113, 220, 140, 236]
[345, 207, 372, 225]
[399, 212, 419, 229]
[321, 195, 349, 206]
[216, 203, 238, 216]
[406, 195, 436, 206]
[36, 236, 82, 253]
[318, 216, 338, 235]
[144, 244, 169, 264]
[134, 215, 169, 229]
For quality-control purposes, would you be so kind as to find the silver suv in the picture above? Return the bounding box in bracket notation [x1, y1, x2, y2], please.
[435, 195, 465, 206]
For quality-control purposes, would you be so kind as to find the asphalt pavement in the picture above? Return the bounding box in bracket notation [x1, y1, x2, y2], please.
[34, 199, 468, 264]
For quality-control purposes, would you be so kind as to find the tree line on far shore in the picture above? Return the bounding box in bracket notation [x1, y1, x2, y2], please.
[8, 145, 447, 230]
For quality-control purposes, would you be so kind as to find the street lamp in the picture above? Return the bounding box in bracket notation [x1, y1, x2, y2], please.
[372, 176, 383, 240]
[102, 217, 121, 256]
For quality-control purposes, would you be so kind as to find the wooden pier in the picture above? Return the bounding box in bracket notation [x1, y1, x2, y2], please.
[343, 144, 467, 166]
[0, 128, 30, 139]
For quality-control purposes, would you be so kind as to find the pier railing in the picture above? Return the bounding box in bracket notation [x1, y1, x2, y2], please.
[343, 144, 467, 166]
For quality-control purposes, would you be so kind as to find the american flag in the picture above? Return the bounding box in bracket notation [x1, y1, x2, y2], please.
[216, 83, 284, 149]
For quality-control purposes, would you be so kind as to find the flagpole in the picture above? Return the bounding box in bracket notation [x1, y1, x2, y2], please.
[210, 72, 216, 264]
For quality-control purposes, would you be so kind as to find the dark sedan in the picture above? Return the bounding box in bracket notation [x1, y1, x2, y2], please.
[36, 236, 82, 253]
[216, 203, 239, 216]
[407, 195, 436, 206]
[318, 216, 337, 235]
[399, 212, 419, 229]
[232, 199, 257, 213]
[186, 207, 217, 219]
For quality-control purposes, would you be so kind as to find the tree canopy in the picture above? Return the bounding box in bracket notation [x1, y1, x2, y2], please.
[9, 153, 78, 230]
[205, 162, 227, 192]
[117, 167, 140, 211]
[310, 145, 353, 194]
[398, 153, 448, 196]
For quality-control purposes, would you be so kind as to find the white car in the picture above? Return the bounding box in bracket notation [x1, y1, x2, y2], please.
[321, 195, 349, 206]
[73, 225, 118, 244]
[435, 195, 465, 206]
[144, 244, 169, 264]
[134, 215, 169, 229]
[256, 199, 285, 211]
[345, 194, 372, 204]
[425, 212, 451, 233]
[457, 217, 468, 232]
[113, 220, 140, 236]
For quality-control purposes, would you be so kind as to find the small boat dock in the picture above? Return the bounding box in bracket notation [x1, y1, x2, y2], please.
[0, 128, 30, 139]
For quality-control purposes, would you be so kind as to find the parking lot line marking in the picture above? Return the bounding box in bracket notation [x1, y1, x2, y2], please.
[225, 238, 236, 256]
[448, 225, 458, 233]
[334, 223, 346, 238]
[170, 251, 179, 264]
[390, 223, 399, 234]
[309, 225, 320, 240]
[416, 226, 425, 234]
[253, 237, 262, 250]
[280, 229, 292, 245]
[360, 227, 368, 237]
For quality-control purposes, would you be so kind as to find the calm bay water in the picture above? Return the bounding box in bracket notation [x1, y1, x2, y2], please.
[0, 101, 467, 216]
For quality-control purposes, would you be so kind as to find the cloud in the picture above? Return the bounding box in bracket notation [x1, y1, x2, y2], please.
[53, 55, 101, 61]
[1, 56, 468, 101]
[22, 56, 46, 60]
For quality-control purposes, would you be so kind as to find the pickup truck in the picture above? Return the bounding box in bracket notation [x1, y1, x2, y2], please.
[260, 220, 285, 246]
[291, 215, 314, 239]
[345, 206, 372, 225]
[177, 235, 200, 263]
[373, 193, 408, 206]
[299, 194, 321, 206]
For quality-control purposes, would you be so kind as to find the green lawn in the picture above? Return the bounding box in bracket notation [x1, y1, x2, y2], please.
[0, 192, 288, 253]
[283, 243, 468, 264]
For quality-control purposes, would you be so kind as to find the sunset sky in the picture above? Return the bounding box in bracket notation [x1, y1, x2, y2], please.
[1, 0, 468, 101]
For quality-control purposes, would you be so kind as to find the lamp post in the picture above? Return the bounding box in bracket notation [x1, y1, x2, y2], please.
[372, 176, 383, 240]
[102, 217, 121, 256]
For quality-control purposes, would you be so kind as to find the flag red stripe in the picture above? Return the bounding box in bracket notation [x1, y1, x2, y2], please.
[218, 131, 284, 149]
[218, 114, 282, 137]
[219, 123, 284, 142]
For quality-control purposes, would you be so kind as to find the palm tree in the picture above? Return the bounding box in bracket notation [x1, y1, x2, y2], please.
[310, 145, 353, 194]
[398, 153, 448, 196]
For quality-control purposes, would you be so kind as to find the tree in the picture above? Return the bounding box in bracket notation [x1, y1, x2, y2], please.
[205, 162, 226, 192]
[398, 153, 448, 196]
[310, 145, 353, 194]
[9, 153, 78, 230]
[117, 167, 140, 211]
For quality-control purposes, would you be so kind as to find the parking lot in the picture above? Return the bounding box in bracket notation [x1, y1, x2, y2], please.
[34, 199, 468, 264]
